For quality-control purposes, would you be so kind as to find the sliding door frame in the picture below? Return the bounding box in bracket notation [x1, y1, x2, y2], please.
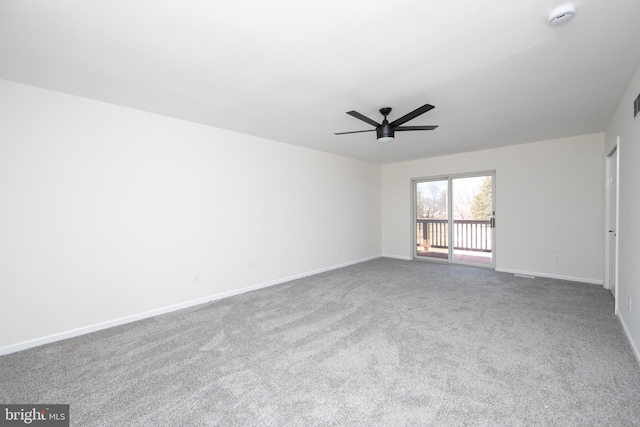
[411, 170, 496, 269]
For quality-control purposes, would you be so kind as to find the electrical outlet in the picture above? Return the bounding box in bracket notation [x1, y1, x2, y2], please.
[193, 273, 201, 284]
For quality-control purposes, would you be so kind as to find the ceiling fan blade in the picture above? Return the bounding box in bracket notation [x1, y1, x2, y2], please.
[334, 129, 376, 135]
[346, 111, 380, 127]
[390, 104, 435, 127]
[395, 125, 439, 131]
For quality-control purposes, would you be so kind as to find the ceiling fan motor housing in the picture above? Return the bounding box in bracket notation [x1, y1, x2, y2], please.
[376, 123, 394, 140]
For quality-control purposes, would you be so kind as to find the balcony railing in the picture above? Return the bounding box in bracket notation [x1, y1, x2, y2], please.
[417, 219, 492, 252]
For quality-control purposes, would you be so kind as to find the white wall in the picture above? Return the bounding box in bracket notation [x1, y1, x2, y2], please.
[605, 64, 640, 361]
[0, 80, 381, 351]
[382, 134, 605, 283]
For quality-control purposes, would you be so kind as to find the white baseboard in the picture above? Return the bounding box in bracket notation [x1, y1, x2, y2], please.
[0, 255, 382, 357]
[618, 313, 640, 367]
[381, 254, 412, 261]
[495, 268, 603, 285]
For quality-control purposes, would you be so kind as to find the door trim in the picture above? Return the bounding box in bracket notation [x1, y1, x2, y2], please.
[605, 140, 620, 314]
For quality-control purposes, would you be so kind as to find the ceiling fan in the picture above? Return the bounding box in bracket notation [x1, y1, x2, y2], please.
[335, 103, 438, 143]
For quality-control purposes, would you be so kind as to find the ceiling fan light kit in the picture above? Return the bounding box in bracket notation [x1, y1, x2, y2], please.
[335, 104, 438, 143]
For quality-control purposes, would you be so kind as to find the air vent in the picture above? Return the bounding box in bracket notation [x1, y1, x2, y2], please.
[634, 92, 640, 118]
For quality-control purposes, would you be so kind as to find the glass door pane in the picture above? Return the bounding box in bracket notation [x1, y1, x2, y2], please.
[451, 176, 493, 265]
[415, 180, 449, 260]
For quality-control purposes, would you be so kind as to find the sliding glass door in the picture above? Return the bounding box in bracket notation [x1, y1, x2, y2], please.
[414, 172, 495, 267]
[415, 179, 449, 260]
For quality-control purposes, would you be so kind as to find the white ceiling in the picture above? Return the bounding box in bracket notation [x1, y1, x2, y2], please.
[1, 0, 639, 164]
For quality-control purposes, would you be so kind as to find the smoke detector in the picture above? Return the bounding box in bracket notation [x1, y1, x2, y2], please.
[548, 4, 577, 26]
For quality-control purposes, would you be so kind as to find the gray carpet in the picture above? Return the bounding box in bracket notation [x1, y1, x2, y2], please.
[1, 258, 639, 426]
